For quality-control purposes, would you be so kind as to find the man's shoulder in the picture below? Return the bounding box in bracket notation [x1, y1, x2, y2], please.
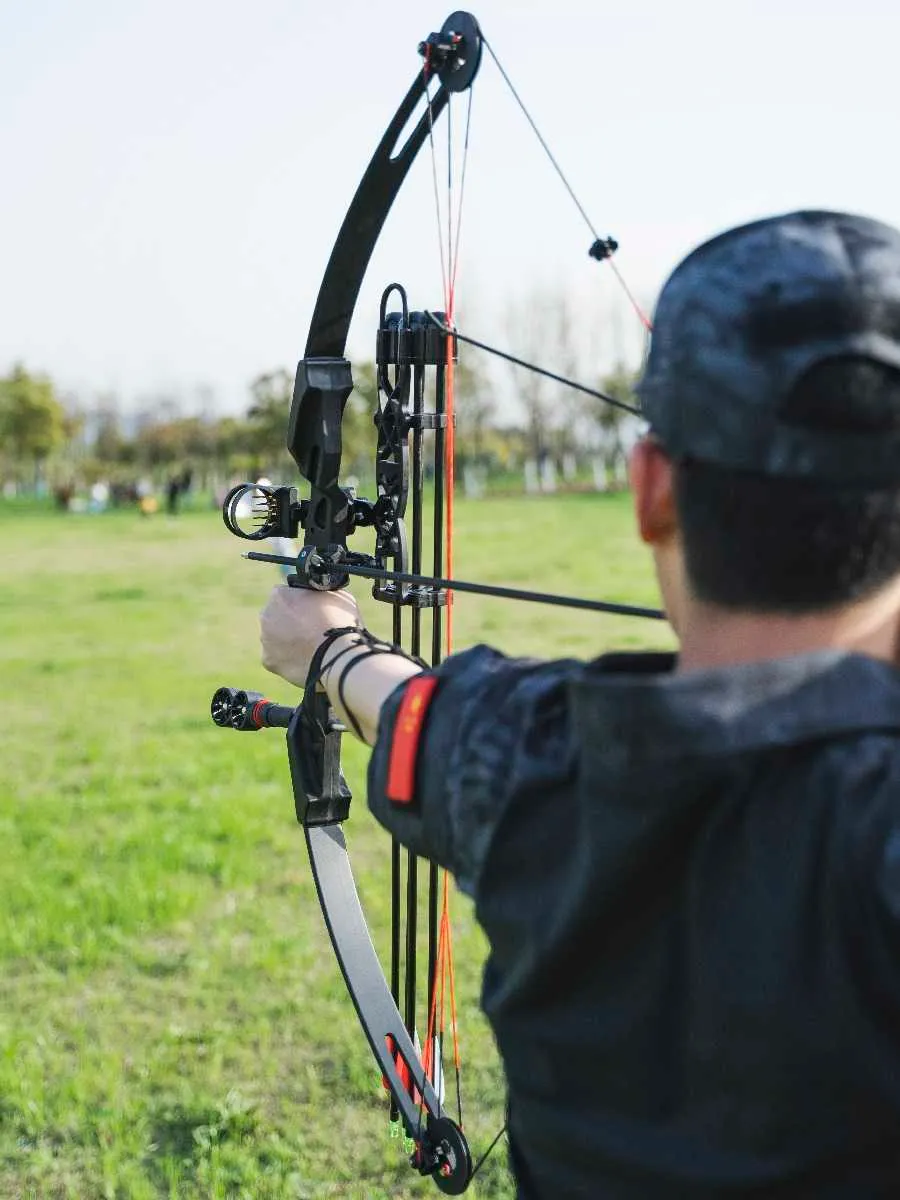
[438, 644, 676, 692]
[435, 647, 900, 774]
[572, 650, 900, 755]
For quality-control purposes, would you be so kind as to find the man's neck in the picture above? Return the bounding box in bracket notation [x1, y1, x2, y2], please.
[676, 580, 900, 674]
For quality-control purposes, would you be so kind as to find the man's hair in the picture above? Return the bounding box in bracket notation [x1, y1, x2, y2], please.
[674, 358, 900, 612]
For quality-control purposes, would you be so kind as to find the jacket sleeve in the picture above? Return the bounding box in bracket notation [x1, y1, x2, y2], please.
[367, 644, 577, 897]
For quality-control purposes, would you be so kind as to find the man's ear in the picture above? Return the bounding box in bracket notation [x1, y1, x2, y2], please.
[629, 438, 678, 546]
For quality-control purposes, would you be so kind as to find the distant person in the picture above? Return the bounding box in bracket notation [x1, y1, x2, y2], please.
[136, 477, 158, 517]
[258, 212, 900, 1196]
[53, 483, 74, 511]
[110, 481, 139, 508]
[89, 480, 109, 513]
[165, 467, 194, 515]
[166, 473, 182, 515]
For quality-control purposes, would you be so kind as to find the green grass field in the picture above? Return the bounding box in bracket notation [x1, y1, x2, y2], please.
[0, 492, 673, 1199]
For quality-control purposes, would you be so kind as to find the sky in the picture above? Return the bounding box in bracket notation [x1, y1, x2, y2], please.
[2, 0, 899, 418]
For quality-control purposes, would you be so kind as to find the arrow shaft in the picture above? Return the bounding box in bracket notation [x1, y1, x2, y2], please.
[244, 551, 665, 620]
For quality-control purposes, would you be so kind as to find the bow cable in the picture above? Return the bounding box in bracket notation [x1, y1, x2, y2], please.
[425, 314, 643, 415]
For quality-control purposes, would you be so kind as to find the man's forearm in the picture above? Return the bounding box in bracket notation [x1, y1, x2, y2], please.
[320, 631, 422, 745]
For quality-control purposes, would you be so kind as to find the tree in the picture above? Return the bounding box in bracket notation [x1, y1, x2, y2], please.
[588, 365, 639, 481]
[0, 364, 67, 489]
[452, 356, 496, 464]
[93, 396, 131, 465]
[246, 366, 372, 481]
[503, 297, 554, 462]
[501, 288, 591, 466]
[345, 361, 382, 478]
[248, 369, 294, 468]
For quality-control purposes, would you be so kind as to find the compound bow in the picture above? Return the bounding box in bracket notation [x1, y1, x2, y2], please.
[212, 11, 661, 1192]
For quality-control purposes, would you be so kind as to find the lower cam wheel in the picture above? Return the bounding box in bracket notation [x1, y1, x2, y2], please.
[429, 1117, 472, 1196]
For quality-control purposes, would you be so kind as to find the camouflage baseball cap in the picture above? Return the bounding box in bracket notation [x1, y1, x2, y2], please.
[638, 210, 900, 483]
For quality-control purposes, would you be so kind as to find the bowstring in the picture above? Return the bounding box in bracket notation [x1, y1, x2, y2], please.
[416, 29, 648, 1178]
[449, 89, 474, 305]
[422, 59, 473, 1143]
[444, 86, 473, 666]
[425, 50, 450, 317]
[443, 105, 456, 661]
[420, 60, 447, 1144]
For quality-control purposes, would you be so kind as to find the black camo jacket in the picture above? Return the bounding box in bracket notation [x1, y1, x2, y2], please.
[368, 646, 900, 1198]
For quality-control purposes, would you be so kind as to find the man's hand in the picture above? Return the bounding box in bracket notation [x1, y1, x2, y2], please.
[259, 584, 421, 745]
[259, 585, 362, 688]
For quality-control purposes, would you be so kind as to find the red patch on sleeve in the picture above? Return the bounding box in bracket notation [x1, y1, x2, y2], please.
[385, 674, 439, 805]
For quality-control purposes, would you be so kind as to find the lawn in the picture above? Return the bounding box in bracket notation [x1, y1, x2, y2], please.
[0, 491, 674, 1199]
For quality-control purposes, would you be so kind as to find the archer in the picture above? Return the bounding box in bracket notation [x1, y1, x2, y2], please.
[260, 209, 900, 1197]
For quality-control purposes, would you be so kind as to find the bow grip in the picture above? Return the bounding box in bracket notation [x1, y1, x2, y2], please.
[289, 356, 355, 551]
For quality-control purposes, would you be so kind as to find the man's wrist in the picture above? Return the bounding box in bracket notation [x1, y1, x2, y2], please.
[315, 626, 424, 745]
[320, 631, 371, 691]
